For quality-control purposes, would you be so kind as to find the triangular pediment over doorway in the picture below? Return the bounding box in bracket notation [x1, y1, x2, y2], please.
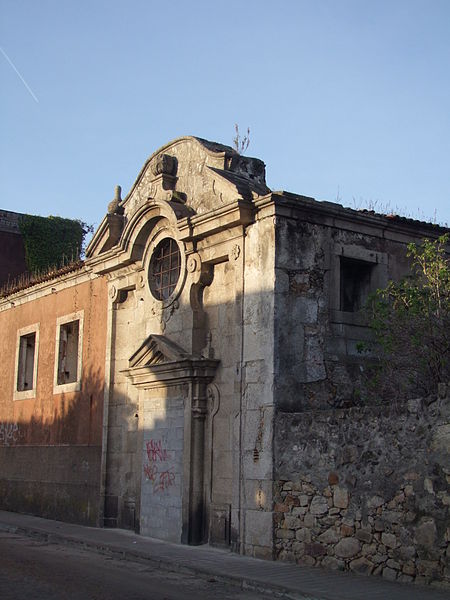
[123, 334, 219, 388]
[128, 334, 196, 368]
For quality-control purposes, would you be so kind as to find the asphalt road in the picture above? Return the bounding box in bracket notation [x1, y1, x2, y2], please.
[0, 532, 274, 600]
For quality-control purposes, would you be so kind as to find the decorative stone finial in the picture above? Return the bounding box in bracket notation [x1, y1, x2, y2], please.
[107, 185, 124, 215]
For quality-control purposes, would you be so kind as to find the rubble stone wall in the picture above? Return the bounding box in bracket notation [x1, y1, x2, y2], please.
[274, 386, 450, 588]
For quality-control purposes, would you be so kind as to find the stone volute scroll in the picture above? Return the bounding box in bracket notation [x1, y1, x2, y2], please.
[186, 253, 214, 288]
[187, 253, 214, 358]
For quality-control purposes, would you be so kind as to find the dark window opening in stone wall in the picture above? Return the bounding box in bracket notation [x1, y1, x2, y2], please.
[148, 238, 181, 301]
[57, 320, 80, 384]
[17, 332, 36, 391]
[340, 257, 374, 312]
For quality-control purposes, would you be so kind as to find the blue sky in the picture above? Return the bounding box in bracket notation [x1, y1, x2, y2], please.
[1, 0, 449, 231]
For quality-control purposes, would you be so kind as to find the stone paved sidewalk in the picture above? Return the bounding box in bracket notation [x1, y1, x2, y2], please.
[0, 510, 448, 600]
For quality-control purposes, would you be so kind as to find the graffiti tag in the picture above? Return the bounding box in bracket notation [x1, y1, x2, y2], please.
[145, 439, 168, 462]
[0, 422, 19, 446]
[143, 438, 175, 494]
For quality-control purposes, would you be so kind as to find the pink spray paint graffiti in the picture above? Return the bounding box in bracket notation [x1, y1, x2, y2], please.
[143, 438, 175, 493]
[146, 439, 168, 462]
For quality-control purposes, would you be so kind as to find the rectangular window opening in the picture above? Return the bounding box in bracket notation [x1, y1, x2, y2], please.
[17, 332, 36, 391]
[340, 257, 374, 312]
[57, 320, 80, 385]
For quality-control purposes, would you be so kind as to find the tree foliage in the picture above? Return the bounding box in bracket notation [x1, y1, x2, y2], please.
[362, 234, 450, 401]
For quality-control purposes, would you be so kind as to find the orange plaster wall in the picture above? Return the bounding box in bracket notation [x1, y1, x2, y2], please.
[0, 274, 108, 447]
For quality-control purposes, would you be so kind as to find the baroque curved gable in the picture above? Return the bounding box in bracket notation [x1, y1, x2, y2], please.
[86, 136, 270, 262]
[123, 136, 269, 219]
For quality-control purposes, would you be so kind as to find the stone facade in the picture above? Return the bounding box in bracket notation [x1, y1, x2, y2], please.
[0, 136, 448, 586]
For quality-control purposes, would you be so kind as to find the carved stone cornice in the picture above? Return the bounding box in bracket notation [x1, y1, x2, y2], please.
[122, 358, 219, 389]
[178, 198, 254, 242]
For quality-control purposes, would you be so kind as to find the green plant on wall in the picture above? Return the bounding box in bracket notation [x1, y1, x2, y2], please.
[360, 234, 450, 401]
[18, 215, 92, 274]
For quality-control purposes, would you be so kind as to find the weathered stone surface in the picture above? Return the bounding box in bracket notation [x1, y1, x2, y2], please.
[382, 567, 397, 581]
[362, 543, 377, 556]
[285, 494, 300, 507]
[335, 538, 360, 558]
[276, 528, 295, 539]
[373, 553, 388, 564]
[356, 527, 372, 543]
[341, 523, 355, 537]
[404, 484, 414, 497]
[283, 515, 300, 530]
[367, 495, 384, 509]
[431, 424, 450, 452]
[349, 557, 374, 575]
[383, 510, 402, 524]
[318, 527, 340, 544]
[292, 507, 308, 517]
[328, 471, 339, 485]
[296, 528, 311, 542]
[415, 518, 437, 548]
[322, 556, 344, 571]
[396, 545, 416, 561]
[297, 555, 316, 567]
[277, 549, 295, 562]
[374, 518, 385, 532]
[304, 542, 327, 557]
[416, 559, 440, 578]
[402, 562, 416, 576]
[381, 532, 397, 549]
[303, 513, 315, 528]
[333, 487, 349, 509]
[310, 495, 328, 515]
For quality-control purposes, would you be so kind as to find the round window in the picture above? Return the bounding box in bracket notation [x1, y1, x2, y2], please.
[148, 238, 181, 301]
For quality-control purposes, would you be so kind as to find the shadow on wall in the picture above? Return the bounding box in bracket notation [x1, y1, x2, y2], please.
[0, 366, 107, 526]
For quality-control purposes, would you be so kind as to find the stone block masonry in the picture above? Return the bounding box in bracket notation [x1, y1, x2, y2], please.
[274, 386, 450, 588]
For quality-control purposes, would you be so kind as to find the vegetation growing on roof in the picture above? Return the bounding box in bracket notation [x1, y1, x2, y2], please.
[232, 124, 250, 155]
[18, 215, 92, 274]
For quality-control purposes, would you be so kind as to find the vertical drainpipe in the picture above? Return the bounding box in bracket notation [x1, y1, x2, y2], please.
[239, 226, 247, 554]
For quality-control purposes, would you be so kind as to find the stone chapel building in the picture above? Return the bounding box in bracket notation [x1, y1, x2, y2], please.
[0, 137, 448, 585]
